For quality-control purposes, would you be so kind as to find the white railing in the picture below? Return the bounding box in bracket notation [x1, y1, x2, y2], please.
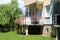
[20, 17, 44, 25]
[20, 17, 31, 25]
[39, 18, 44, 25]
[25, 17, 31, 25]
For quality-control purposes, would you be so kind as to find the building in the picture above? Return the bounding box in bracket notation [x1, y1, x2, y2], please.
[15, 0, 53, 37]
[24, 0, 52, 36]
[52, 0, 60, 40]
[15, 0, 60, 37]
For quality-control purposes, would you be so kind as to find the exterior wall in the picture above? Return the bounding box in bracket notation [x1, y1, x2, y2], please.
[42, 25, 52, 37]
[42, 6, 52, 24]
[42, 0, 54, 25]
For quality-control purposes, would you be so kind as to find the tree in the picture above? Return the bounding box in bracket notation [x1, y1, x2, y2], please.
[0, 0, 23, 31]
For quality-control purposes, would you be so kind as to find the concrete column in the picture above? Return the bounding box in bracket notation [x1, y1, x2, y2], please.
[25, 26, 28, 35]
[20, 25, 22, 33]
[56, 28, 58, 40]
[22, 25, 23, 33]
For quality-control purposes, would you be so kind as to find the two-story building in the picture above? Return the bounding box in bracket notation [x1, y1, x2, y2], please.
[15, 0, 53, 37]
[52, 0, 60, 40]
[15, 0, 60, 37]
[24, 0, 53, 36]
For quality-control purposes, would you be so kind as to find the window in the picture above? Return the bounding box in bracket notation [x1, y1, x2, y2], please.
[54, 2, 60, 14]
[58, 2, 60, 14]
[26, 6, 29, 17]
[46, 5, 50, 13]
[54, 2, 58, 14]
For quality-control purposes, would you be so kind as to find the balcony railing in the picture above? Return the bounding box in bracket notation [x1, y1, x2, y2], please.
[20, 17, 44, 25]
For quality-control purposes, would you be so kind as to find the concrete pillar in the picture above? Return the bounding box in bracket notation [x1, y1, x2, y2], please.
[20, 25, 22, 33]
[42, 25, 52, 36]
[25, 26, 28, 35]
[22, 25, 23, 33]
[56, 28, 58, 40]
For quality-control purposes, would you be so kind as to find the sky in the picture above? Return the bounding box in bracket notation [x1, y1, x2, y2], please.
[0, 0, 11, 4]
[0, 0, 26, 14]
[18, 0, 26, 14]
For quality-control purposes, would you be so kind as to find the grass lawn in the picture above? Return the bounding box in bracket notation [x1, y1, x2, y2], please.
[0, 31, 55, 40]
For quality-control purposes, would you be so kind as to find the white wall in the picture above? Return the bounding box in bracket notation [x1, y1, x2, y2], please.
[42, 0, 53, 24]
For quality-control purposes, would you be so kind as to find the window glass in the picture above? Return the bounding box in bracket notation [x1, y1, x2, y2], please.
[26, 6, 29, 17]
[46, 5, 50, 13]
[54, 2, 60, 14]
[58, 2, 60, 14]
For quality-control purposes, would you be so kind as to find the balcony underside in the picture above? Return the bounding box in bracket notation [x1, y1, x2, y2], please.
[24, 0, 51, 6]
[20, 24, 44, 26]
[24, 1, 44, 6]
[54, 0, 60, 3]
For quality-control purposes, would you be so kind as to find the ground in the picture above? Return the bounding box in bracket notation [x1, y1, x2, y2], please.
[0, 31, 55, 40]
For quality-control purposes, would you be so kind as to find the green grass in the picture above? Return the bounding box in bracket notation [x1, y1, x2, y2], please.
[0, 31, 55, 40]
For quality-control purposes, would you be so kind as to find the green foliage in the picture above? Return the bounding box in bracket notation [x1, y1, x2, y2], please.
[51, 27, 56, 37]
[0, 5, 10, 25]
[0, 0, 23, 28]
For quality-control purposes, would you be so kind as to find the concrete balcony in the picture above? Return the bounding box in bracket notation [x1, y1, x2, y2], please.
[15, 17, 44, 25]
[24, 0, 44, 6]
[43, 0, 51, 6]
[20, 17, 44, 25]
[24, 0, 51, 6]
[39, 18, 44, 25]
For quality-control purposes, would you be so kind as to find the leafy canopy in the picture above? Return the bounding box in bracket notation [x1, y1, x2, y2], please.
[0, 0, 23, 25]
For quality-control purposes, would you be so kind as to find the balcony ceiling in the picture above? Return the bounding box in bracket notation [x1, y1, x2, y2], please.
[24, 0, 44, 6]
[54, 0, 60, 3]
